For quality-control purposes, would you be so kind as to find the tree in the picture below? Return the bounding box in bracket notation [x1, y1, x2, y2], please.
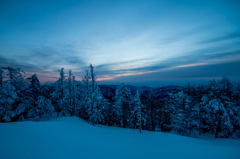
[21, 74, 44, 120]
[78, 69, 90, 119]
[0, 67, 26, 122]
[219, 77, 233, 98]
[72, 76, 77, 115]
[58, 68, 66, 116]
[68, 70, 73, 115]
[0, 83, 18, 122]
[167, 91, 192, 136]
[89, 64, 96, 89]
[148, 90, 157, 131]
[115, 83, 132, 128]
[26, 74, 42, 94]
[88, 86, 105, 125]
[102, 98, 114, 126]
[132, 90, 145, 133]
[86, 64, 106, 125]
[35, 96, 55, 120]
[50, 68, 67, 117]
[5, 67, 25, 84]
[87, 64, 96, 121]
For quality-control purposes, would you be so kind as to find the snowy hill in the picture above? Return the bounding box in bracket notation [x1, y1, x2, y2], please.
[0, 117, 240, 159]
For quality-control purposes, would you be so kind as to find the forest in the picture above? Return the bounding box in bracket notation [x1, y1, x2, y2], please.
[0, 64, 240, 138]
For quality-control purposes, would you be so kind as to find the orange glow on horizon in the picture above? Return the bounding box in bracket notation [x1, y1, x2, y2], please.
[27, 62, 213, 83]
[96, 77, 114, 81]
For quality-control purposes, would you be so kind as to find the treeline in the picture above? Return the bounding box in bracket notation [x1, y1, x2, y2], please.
[0, 65, 240, 138]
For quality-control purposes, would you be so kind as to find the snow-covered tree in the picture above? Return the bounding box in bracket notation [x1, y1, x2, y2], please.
[20, 74, 44, 119]
[87, 64, 96, 121]
[114, 83, 132, 128]
[145, 90, 158, 131]
[72, 75, 77, 115]
[201, 96, 233, 138]
[0, 67, 27, 122]
[102, 98, 114, 126]
[167, 91, 192, 136]
[86, 64, 106, 125]
[4, 67, 25, 85]
[35, 96, 54, 120]
[26, 74, 42, 94]
[89, 64, 96, 89]
[0, 83, 18, 122]
[132, 90, 145, 133]
[52, 68, 67, 117]
[77, 69, 90, 119]
[87, 86, 105, 125]
[219, 77, 233, 98]
[67, 70, 74, 115]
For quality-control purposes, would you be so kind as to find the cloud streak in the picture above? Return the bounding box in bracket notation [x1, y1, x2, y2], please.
[198, 32, 240, 44]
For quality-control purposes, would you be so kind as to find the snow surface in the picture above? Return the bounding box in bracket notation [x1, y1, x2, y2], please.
[0, 117, 240, 159]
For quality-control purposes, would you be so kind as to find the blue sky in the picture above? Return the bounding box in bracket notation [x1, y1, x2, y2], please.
[0, 0, 240, 86]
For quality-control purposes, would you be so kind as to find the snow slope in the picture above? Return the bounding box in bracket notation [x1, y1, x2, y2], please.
[0, 117, 240, 159]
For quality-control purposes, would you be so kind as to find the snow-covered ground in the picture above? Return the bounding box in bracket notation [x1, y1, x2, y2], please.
[0, 117, 240, 159]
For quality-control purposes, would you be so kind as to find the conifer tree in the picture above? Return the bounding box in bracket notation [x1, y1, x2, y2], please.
[168, 91, 192, 136]
[72, 75, 77, 115]
[115, 83, 132, 128]
[79, 69, 90, 119]
[35, 96, 55, 120]
[132, 90, 145, 133]
[52, 68, 66, 117]
[0, 83, 18, 122]
[86, 64, 105, 125]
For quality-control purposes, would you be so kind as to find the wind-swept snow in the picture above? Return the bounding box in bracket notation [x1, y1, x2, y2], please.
[0, 117, 239, 159]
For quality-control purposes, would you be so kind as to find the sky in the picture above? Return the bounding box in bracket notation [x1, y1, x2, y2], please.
[0, 0, 240, 87]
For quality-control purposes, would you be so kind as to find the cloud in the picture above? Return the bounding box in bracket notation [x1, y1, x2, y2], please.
[0, 56, 46, 72]
[95, 48, 240, 76]
[198, 32, 240, 44]
[99, 60, 240, 87]
[95, 59, 148, 70]
[0, 41, 88, 81]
